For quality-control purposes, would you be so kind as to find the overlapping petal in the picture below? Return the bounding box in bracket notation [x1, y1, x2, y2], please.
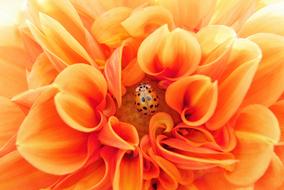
[138, 25, 201, 81]
[155, 0, 217, 31]
[54, 64, 107, 132]
[122, 6, 174, 38]
[225, 105, 280, 186]
[166, 75, 217, 126]
[241, 33, 284, 107]
[113, 148, 143, 190]
[0, 97, 25, 151]
[206, 38, 261, 130]
[0, 151, 59, 190]
[98, 116, 139, 150]
[16, 87, 97, 175]
[239, 3, 284, 37]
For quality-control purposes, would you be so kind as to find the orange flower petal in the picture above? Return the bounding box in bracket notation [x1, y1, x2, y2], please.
[0, 151, 59, 190]
[54, 64, 107, 105]
[122, 6, 174, 38]
[0, 97, 25, 149]
[206, 39, 261, 130]
[122, 58, 145, 87]
[165, 75, 217, 126]
[0, 48, 29, 97]
[28, 0, 105, 63]
[140, 135, 160, 180]
[16, 88, 95, 175]
[113, 148, 143, 190]
[53, 147, 115, 190]
[98, 116, 139, 150]
[104, 47, 123, 107]
[270, 100, 284, 142]
[210, 0, 257, 31]
[55, 92, 106, 132]
[138, 25, 201, 81]
[156, 0, 217, 31]
[255, 152, 284, 190]
[239, 3, 284, 37]
[241, 33, 284, 107]
[225, 105, 280, 186]
[92, 7, 131, 48]
[27, 53, 58, 89]
[196, 25, 236, 80]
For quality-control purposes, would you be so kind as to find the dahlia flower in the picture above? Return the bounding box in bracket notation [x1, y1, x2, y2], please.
[1, 0, 284, 189]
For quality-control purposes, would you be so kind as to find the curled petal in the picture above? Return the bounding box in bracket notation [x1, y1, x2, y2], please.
[225, 105, 280, 186]
[122, 6, 174, 38]
[0, 97, 25, 149]
[92, 7, 131, 48]
[0, 151, 59, 190]
[156, 0, 217, 31]
[156, 135, 236, 171]
[113, 148, 143, 190]
[210, 0, 257, 30]
[239, 3, 284, 37]
[140, 136, 160, 180]
[206, 39, 261, 130]
[196, 25, 236, 80]
[27, 53, 58, 89]
[138, 25, 201, 81]
[53, 147, 115, 190]
[165, 75, 218, 126]
[54, 64, 107, 106]
[98, 116, 139, 150]
[122, 59, 145, 87]
[242, 33, 284, 107]
[16, 88, 95, 175]
[55, 92, 106, 132]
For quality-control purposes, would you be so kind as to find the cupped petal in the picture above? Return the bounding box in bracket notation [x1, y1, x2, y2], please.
[241, 33, 284, 107]
[92, 7, 131, 48]
[0, 151, 59, 190]
[155, 0, 217, 31]
[27, 53, 58, 89]
[255, 152, 284, 190]
[53, 147, 115, 190]
[239, 3, 284, 37]
[225, 105, 280, 186]
[113, 148, 143, 190]
[98, 116, 139, 150]
[138, 25, 201, 81]
[122, 6, 174, 38]
[55, 92, 105, 132]
[122, 58, 145, 87]
[165, 75, 218, 126]
[16, 87, 95, 175]
[206, 39, 261, 130]
[196, 25, 236, 80]
[0, 97, 25, 149]
[210, 0, 257, 31]
[54, 64, 107, 106]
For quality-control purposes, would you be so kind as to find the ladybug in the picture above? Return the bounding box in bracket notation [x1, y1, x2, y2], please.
[135, 83, 159, 115]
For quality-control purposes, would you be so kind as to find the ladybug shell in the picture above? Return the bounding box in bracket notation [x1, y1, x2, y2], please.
[135, 84, 159, 115]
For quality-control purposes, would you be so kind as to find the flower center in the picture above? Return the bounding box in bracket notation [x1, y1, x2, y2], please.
[115, 80, 180, 138]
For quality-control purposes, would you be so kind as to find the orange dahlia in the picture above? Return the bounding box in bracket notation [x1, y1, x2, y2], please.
[1, 0, 284, 189]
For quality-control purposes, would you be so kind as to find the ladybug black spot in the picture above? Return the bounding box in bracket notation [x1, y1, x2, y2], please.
[144, 113, 148, 115]
[137, 93, 140, 96]
[148, 90, 152, 93]
[143, 106, 147, 110]
[150, 104, 154, 108]
[155, 104, 159, 108]
[153, 98, 157, 101]
[151, 110, 156, 113]
[137, 102, 140, 105]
